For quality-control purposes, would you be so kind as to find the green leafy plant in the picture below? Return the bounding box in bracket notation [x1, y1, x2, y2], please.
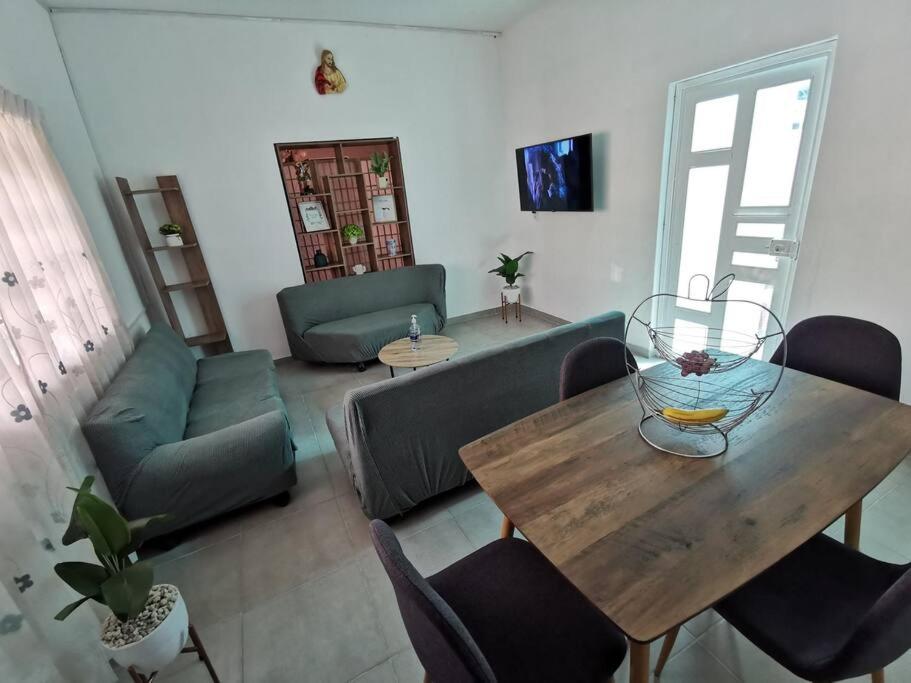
[158, 223, 182, 236]
[342, 224, 365, 242]
[369, 152, 390, 177]
[54, 477, 166, 622]
[489, 251, 532, 286]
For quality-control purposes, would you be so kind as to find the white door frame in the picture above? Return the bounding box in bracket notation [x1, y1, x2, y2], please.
[651, 38, 838, 351]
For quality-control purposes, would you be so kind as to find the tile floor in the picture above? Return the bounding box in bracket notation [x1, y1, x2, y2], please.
[136, 312, 911, 683]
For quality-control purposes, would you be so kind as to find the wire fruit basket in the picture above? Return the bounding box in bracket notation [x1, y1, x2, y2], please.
[625, 274, 786, 458]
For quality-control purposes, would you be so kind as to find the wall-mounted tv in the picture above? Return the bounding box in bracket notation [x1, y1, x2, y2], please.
[516, 133, 593, 212]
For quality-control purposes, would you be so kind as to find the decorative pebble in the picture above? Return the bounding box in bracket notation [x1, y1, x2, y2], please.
[100, 584, 178, 648]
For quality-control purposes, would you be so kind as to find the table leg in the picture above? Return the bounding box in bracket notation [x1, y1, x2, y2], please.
[389, 366, 395, 378]
[500, 516, 515, 538]
[629, 640, 649, 683]
[845, 499, 863, 550]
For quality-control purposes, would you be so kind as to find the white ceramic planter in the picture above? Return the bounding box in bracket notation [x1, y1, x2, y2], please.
[348, 237, 359, 245]
[164, 234, 183, 248]
[501, 285, 521, 304]
[103, 585, 189, 674]
[377, 175, 389, 189]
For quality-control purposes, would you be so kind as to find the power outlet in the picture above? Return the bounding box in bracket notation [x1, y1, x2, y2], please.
[768, 239, 800, 259]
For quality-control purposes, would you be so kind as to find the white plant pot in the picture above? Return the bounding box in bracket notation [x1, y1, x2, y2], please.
[348, 237, 359, 245]
[501, 285, 521, 304]
[164, 234, 183, 247]
[377, 176, 389, 189]
[103, 585, 189, 674]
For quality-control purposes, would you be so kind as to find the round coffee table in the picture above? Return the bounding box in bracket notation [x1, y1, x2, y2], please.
[379, 335, 459, 378]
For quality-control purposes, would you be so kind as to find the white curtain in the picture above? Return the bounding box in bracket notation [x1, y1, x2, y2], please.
[0, 86, 131, 681]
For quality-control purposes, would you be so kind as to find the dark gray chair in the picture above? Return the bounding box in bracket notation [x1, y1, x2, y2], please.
[655, 315, 905, 679]
[369, 520, 627, 683]
[559, 337, 638, 401]
[769, 315, 902, 400]
[716, 534, 911, 681]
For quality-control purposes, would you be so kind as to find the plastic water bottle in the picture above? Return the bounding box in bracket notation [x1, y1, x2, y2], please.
[409, 314, 422, 351]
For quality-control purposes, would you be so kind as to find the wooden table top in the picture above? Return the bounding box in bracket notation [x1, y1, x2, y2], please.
[459, 360, 911, 643]
[378, 335, 459, 369]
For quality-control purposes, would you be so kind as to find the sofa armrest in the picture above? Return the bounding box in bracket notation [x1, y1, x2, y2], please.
[121, 410, 296, 531]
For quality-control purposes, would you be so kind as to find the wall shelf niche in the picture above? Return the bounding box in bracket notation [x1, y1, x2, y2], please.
[273, 137, 415, 282]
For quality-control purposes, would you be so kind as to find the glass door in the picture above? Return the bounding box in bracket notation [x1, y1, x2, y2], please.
[656, 42, 835, 357]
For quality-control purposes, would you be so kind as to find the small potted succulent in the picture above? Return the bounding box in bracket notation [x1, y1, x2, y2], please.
[158, 223, 183, 247]
[370, 151, 391, 189]
[489, 251, 532, 303]
[54, 477, 181, 675]
[342, 223, 365, 246]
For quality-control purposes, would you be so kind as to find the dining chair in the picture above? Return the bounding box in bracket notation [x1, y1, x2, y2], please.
[769, 315, 902, 400]
[655, 315, 903, 678]
[560, 336, 639, 401]
[713, 533, 911, 682]
[369, 520, 628, 683]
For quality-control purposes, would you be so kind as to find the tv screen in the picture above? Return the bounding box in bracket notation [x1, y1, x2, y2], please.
[516, 133, 593, 212]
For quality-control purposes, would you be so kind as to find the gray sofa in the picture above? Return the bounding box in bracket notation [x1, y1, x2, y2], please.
[276, 264, 446, 365]
[82, 324, 296, 536]
[326, 311, 626, 518]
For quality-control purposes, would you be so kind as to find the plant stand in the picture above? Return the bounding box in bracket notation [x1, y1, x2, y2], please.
[127, 624, 219, 683]
[500, 291, 522, 324]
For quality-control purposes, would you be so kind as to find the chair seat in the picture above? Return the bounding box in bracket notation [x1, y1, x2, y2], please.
[716, 534, 906, 680]
[428, 538, 627, 683]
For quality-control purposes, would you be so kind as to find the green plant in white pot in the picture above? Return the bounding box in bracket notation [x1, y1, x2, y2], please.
[369, 151, 391, 189]
[342, 223, 365, 246]
[159, 223, 183, 248]
[489, 251, 532, 303]
[54, 477, 181, 674]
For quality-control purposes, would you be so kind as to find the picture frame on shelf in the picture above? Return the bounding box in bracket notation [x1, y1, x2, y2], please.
[371, 195, 398, 223]
[298, 200, 331, 232]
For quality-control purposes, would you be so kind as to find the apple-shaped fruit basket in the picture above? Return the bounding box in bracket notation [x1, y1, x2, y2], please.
[624, 274, 786, 458]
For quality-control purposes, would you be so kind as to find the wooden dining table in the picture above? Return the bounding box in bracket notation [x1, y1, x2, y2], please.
[459, 359, 911, 683]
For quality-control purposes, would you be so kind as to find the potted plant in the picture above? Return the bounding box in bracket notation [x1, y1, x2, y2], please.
[54, 477, 181, 675]
[370, 151, 391, 189]
[489, 251, 532, 303]
[159, 223, 183, 248]
[342, 223, 365, 245]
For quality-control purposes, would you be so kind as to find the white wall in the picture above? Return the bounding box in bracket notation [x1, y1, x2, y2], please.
[52, 11, 508, 357]
[0, 0, 145, 333]
[500, 0, 911, 397]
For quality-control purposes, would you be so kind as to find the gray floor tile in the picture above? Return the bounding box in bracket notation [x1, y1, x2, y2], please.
[358, 551, 411, 654]
[614, 640, 741, 682]
[349, 658, 398, 683]
[154, 540, 243, 627]
[243, 563, 391, 683]
[683, 609, 724, 638]
[390, 649, 423, 682]
[240, 497, 355, 609]
[396, 518, 475, 576]
[698, 619, 801, 682]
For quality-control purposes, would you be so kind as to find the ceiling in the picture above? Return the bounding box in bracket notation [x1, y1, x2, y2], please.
[39, 0, 549, 33]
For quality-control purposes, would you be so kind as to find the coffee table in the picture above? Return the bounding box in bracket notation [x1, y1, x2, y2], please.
[378, 335, 459, 378]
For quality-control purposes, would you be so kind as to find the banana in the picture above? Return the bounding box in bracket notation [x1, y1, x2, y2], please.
[661, 406, 729, 425]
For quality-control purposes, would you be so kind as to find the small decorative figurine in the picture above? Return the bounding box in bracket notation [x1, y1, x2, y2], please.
[315, 49, 348, 95]
[313, 249, 329, 268]
[295, 160, 315, 195]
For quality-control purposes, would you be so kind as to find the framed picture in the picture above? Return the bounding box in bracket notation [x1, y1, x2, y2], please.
[371, 195, 398, 223]
[298, 200, 331, 232]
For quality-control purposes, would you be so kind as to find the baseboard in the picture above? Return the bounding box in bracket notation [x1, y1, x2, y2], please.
[522, 307, 571, 326]
[446, 308, 501, 324]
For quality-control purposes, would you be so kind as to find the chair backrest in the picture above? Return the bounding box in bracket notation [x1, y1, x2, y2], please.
[827, 564, 911, 679]
[560, 337, 638, 400]
[369, 520, 496, 683]
[770, 315, 902, 400]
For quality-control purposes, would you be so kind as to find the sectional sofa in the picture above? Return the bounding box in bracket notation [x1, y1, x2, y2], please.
[82, 324, 296, 536]
[326, 311, 626, 518]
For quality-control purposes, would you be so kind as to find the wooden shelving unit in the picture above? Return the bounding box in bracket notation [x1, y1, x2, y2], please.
[117, 175, 232, 355]
[274, 137, 415, 282]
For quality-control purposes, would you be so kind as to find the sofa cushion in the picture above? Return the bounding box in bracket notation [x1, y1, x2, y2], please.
[196, 349, 275, 384]
[82, 324, 197, 505]
[305, 303, 439, 363]
[184, 367, 287, 439]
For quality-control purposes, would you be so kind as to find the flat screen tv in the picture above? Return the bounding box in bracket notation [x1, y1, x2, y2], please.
[516, 133, 593, 212]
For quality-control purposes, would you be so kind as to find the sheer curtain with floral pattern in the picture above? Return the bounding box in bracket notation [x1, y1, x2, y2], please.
[0, 85, 131, 681]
